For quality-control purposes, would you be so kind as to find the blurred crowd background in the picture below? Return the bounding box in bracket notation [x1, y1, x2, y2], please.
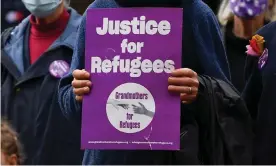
[1, 0, 93, 31]
[1, 0, 221, 32]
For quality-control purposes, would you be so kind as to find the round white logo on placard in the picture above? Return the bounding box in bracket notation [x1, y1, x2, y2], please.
[106, 83, 155, 133]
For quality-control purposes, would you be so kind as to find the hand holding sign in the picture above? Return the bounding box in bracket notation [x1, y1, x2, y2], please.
[168, 68, 199, 104]
[72, 69, 92, 101]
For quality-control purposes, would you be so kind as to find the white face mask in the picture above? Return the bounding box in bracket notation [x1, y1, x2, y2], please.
[22, 0, 62, 18]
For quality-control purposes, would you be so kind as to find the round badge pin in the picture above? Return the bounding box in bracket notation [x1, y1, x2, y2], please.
[49, 60, 70, 78]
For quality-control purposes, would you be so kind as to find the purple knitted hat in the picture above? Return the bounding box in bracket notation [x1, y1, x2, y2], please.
[230, 0, 268, 18]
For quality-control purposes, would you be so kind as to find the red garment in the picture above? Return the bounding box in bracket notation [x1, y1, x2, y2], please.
[29, 9, 70, 64]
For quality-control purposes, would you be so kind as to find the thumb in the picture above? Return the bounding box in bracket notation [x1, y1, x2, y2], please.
[138, 102, 144, 108]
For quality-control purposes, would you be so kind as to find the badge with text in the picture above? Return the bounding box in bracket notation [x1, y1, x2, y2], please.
[82, 8, 183, 150]
[258, 48, 268, 69]
[49, 60, 70, 78]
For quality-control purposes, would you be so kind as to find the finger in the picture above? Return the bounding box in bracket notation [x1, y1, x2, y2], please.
[73, 87, 90, 96]
[180, 93, 197, 103]
[171, 68, 197, 78]
[75, 95, 83, 102]
[73, 69, 90, 80]
[138, 102, 143, 106]
[168, 77, 198, 86]
[72, 79, 92, 88]
[168, 86, 198, 94]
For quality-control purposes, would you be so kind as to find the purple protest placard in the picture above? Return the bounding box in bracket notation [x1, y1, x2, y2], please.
[82, 8, 183, 150]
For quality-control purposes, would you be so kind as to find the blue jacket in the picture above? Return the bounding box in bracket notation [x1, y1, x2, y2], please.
[242, 21, 276, 165]
[1, 8, 83, 164]
[58, 0, 230, 164]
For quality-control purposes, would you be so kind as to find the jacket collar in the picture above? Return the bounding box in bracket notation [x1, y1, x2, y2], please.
[4, 7, 82, 50]
[3, 8, 82, 74]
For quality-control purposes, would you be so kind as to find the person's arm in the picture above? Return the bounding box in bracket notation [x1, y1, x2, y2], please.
[192, 5, 230, 81]
[179, 1, 230, 114]
[58, 12, 87, 122]
[107, 99, 128, 105]
[182, 0, 230, 82]
[107, 99, 130, 110]
[144, 110, 154, 118]
[242, 56, 262, 121]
